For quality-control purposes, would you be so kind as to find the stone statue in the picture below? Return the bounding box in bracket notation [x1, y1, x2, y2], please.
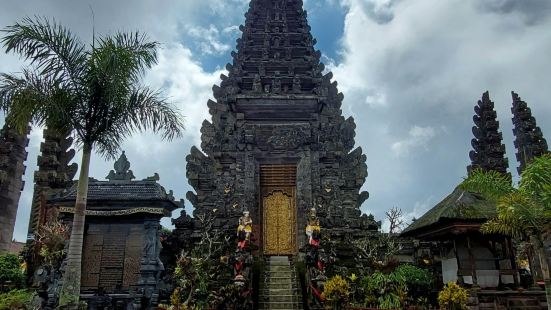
[237, 210, 253, 244]
[252, 74, 262, 93]
[143, 222, 157, 264]
[305, 208, 321, 246]
[293, 75, 301, 93]
[272, 78, 282, 94]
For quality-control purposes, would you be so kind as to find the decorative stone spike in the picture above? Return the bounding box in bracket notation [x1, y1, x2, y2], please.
[511, 91, 549, 174]
[28, 128, 77, 237]
[467, 91, 509, 176]
[0, 122, 29, 253]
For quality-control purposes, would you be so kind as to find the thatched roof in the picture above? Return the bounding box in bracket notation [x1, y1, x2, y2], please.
[401, 186, 496, 237]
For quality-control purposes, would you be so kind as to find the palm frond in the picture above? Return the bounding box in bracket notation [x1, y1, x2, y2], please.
[481, 192, 545, 238]
[126, 87, 185, 140]
[519, 154, 551, 204]
[481, 219, 518, 237]
[112, 32, 158, 71]
[87, 86, 184, 159]
[1, 16, 87, 92]
[459, 169, 513, 202]
[0, 69, 52, 133]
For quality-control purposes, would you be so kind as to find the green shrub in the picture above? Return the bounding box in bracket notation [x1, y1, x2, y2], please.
[360, 271, 406, 309]
[0, 289, 34, 310]
[394, 264, 432, 290]
[0, 254, 25, 291]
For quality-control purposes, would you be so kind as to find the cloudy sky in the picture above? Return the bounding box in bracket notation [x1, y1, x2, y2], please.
[2, 0, 550, 240]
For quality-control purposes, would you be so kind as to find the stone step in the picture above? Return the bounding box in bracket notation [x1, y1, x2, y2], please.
[261, 288, 300, 294]
[259, 301, 301, 309]
[267, 266, 293, 272]
[266, 268, 293, 277]
[265, 282, 293, 290]
[262, 294, 296, 302]
[267, 278, 292, 285]
[260, 256, 302, 309]
[269, 256, 290, 262]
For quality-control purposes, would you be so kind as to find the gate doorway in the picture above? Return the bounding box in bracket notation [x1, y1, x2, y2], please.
[260, 164, 297, 255]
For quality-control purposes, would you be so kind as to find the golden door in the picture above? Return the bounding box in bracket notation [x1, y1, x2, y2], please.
[263, 190, 296, 255]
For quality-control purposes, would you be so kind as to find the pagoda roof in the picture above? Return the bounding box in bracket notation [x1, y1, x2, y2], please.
[401, 186, 496, 238]
[49, 152, 180, 215]
[50, 180, 177, 205]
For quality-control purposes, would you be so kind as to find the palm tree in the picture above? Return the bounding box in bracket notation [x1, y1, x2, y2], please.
[460, 154, 551, 308]
[0, 17, 185, 308]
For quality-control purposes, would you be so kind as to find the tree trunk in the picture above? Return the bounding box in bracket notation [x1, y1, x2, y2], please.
[533, 236, 551, 310]
[58, 144, 92, 309]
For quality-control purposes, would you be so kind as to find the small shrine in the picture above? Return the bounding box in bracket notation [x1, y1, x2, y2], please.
[48, 152, 180, 308]
[402, 92, 548, 308]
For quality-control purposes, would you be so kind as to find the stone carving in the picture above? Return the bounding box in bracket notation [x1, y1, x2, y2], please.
[252, 74, 262, 93]
[267, 127, 308, 149]
[271, 78, 282, 93]
[511, 91, 549, 173]
[182, 0, 378, 265]
[467, 91, 509, 176]
[0, 122, 29, 252]
[57, 206, 168, 216]
[293, 75, 301, 93]
[106, 151, 135, 181]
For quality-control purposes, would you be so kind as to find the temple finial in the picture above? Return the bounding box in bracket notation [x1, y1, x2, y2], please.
[106, 151, 135, 181]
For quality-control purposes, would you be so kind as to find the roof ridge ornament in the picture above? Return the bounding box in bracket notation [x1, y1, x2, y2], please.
[106, 151, 136, 181]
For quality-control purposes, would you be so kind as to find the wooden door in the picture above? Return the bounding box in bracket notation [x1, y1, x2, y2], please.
[261, 164, 297, 255]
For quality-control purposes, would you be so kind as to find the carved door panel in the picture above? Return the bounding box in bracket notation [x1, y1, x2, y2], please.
[263, 189, 296, 255]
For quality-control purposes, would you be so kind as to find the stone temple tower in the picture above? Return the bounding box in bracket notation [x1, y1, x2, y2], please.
[511, 91, 548, 174]
[0, 123, 29, 253]
[467, 91, 509, 177]
[185, 0, 377, 256]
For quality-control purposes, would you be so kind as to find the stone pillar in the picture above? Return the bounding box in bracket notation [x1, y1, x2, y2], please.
[137, 219, 164, 308]
[0, 123, 29, 253]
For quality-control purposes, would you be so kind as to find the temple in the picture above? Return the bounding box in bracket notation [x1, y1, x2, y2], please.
[0, 1, 550, 309]
[48, 152, 179, 308]
[183, 0, 377, 257]
[403, 92, 548, 309]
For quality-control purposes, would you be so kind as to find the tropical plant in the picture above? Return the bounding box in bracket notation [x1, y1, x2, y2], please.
[322, 275, 351, 310]
[0, 17, 184, 308]
[394, 264, 432, 306]
[0, 289, 35, 310]
[437, 282, 468, 310]
[360, 270, 406, 309]
[170, 213, 234, 309]
[36, 217, 70, 269]
[0, 254, 25, 292]
[459, 154, 551, 305]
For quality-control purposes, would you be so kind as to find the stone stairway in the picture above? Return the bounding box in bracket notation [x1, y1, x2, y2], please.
[259, 256, 303, 310]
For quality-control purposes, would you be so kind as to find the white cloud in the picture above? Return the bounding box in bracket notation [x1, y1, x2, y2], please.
[391, 126, 436, 157]
[187, 24, 232, 55]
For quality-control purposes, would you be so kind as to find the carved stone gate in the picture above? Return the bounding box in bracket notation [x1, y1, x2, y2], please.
[261, 164, 297, 255]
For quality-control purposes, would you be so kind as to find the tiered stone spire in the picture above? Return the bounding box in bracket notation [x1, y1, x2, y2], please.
[214, 0, 330, 101]
[184, 0, 377, 247]
[511, 91, 548, 174]
[28, 128, 77, 237]
[467, 91, 509, 176]
[0, 122, 29, 252]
